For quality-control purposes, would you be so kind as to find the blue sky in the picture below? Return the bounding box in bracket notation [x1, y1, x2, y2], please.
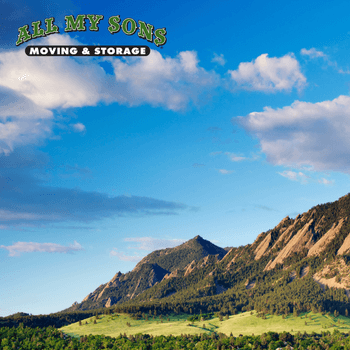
[1, 0, 350, 316]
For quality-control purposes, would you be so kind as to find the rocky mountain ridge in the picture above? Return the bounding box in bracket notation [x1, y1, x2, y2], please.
[67, 193, 350, 313]
[69, 235, 227, 310]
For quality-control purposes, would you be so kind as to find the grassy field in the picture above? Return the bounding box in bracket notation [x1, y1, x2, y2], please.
[61, 311, 350, 338]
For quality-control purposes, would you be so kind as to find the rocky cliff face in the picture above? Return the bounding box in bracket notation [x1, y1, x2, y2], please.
[248, 194, 350, 272]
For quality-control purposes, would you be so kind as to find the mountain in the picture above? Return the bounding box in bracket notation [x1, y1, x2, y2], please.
[68, 235, 227, 311]
[67, 193, 350, 316]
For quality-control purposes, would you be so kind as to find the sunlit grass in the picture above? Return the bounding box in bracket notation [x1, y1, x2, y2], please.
[61, 311, 350, 338]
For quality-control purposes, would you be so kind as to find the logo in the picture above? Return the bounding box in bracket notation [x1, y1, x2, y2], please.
[16, 15, 167, 56]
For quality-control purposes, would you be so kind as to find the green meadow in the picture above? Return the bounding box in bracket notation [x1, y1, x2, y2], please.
[61, 311, 350, 338]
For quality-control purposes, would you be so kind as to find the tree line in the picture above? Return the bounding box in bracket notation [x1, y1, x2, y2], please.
[2, 324, 350, 349]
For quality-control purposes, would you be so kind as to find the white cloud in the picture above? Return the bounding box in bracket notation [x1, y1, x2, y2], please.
[278, 170, 310, 183]
[225, 152, 246, 162]
[110, 50, 219, 111]
[0, 35, 219, 154]
[0, 35, 103, 110]
[228, 53, 306, 92]
[178, 51, 199, 73]
[300, 47, 348, 74]
[0, 35, 102, 152]
[278, 170, 334, 186]
[318, 178, 334, 185]
[124, 237, 185, 251]
[71, 123, 86, 133]
[218, 169, 234, 174]
[237, 95, 350, 173]
[300, 48, 326, 59]
[0, 240, 83, 257]
[0, 87, 53, 154]
[212, 53, 226, 66]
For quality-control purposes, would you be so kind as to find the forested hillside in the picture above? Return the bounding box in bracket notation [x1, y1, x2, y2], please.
[65, 193, 350, 319]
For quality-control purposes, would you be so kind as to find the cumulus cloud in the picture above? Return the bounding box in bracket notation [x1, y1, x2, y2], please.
[110, 49, 219, 110]
[0, 36, 102, 152]
[0, 35, 219, 153]
[0, 35, 103, 110]
[212, 53, 226, 66]
[0, 87, 53, 154]
[0, 240, 83, 257]
[228, 53, 306, 92]
[236, 95, 350, 173]
[124, 237, 185, 251]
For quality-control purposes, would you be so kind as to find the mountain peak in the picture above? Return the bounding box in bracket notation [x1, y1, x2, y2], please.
[193, 235, 203, 240]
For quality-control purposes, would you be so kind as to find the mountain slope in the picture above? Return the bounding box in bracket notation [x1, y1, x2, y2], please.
[67, 193, 350, 316]
[68, 236, 227, 311]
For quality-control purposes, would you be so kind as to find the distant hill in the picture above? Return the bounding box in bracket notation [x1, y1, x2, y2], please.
[66, 193, 350, 317]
